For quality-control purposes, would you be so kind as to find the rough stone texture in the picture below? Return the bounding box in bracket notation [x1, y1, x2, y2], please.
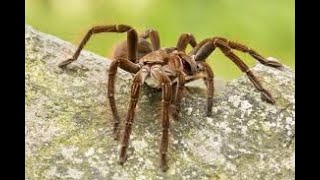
[25, 24, 295, 180]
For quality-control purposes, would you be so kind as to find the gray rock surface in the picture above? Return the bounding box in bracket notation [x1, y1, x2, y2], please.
[25, 24, 295, 180]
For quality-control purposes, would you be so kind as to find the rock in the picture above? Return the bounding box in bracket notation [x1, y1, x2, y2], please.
[25, 24, 295, 179]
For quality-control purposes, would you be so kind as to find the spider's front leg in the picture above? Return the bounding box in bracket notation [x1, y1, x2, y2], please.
[119, 69, 148, 165]
[151, 65, 172, 172]
[159, 78, 172, 172]
[58, 24, 139, 68]
[108, 58, 141, 140]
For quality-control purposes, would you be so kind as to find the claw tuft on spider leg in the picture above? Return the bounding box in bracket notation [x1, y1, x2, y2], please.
[58, 58, 74, 68]
[260, 89, 275, 104]
[266, 57, 284, 70]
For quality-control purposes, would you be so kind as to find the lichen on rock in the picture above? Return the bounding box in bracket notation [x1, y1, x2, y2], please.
[25, 24, 295, 179]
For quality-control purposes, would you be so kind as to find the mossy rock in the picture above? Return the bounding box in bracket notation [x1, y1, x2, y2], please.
[25, 24, 295, 180]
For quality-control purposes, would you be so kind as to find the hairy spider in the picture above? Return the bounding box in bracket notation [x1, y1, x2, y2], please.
[58, 24, 283, 172]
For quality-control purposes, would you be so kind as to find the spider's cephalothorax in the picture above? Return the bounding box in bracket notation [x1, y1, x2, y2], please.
[58, 24, 283, 172]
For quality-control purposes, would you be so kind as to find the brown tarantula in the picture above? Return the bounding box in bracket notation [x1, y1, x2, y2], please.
[58, 24, 283, 172]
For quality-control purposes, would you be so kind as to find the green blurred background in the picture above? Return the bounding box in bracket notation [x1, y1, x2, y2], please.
[26, 0, 294, 80]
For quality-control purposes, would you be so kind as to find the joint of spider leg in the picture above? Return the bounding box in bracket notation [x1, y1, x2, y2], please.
[212, 37, 220, 44]
[222, 48, 232, 56]
[190, 54, 195, 60]
[245, 46, 251, 52]
[125, 121, 134, 126]
[161, 100, 171, 105]
[138, 62, 145, 69]
[160, 125, 170, 130]
[87, 28, 94, 35]
[248, 49, 256, 54]
[130, 97, 139, 103]
[120, 145, 128, 150]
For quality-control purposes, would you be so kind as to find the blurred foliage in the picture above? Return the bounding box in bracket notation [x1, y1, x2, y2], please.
[26, 0, 294, 80]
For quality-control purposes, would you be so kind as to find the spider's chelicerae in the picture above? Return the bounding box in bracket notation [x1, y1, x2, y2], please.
[58, 24, 283, 172]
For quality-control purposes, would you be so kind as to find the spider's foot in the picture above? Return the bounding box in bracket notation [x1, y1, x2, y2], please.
[260, 89, 275, 104]
[58, 58, 74, 68]
[160, 164, 169, 172]
[118, 155, 128, 165]
[113, 131, 120, 141]
[113, 125, 121, 141]
[160, 162, 169, 172]
[170, 104, 180, 121]
[206, 98, 213, 116]
[160, 154, 169, 172]
[119, 146, 128, 165]
[206, 110, 212, 117]
[265, 57, 284, 70]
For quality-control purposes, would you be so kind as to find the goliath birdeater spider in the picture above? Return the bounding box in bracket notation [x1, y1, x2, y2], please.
[58, 24, 283, 172]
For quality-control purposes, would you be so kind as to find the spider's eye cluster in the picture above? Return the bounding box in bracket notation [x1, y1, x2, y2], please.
[196, 63, 204, 71]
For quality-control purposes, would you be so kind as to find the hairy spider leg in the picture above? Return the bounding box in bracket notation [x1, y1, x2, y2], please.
[108, 59, 141, 140]
[118, 70, 144, 166]
[150, 65, 172, 172]
[162, 64, 185, 120]
[118, 65, 172, 172]
[58, 24, 139, 68]
[176, 33, 197, 52]
[190, 37, 281, 108]
[140, 29, 161, 51]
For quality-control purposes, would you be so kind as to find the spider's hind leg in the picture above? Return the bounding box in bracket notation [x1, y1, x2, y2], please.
[140, 29, 161, 51]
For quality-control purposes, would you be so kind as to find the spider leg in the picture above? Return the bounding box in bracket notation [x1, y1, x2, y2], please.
[163, 58, 186, 120]
[172, 70, 185, 119]
[221, 38, 283, 69]
[190, 37, 283, 69]
[108, 59, 141, 140]
[192, 37, 276, 104]
[139, 29, 161, 51]
[176, 33, 197, 52]
[183, 62, 214, 116]
[151, 65, 172, 172]
[200, 62, 214, 116]
[166, 69, 185, 121]
[59, 24, 139, 68]
[119, 69, 148, 165]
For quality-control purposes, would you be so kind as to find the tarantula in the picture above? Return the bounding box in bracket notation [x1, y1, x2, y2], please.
[58, 24, 283, 172]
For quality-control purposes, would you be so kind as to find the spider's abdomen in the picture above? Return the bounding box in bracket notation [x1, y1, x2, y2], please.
[112, 38, 153, 61]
